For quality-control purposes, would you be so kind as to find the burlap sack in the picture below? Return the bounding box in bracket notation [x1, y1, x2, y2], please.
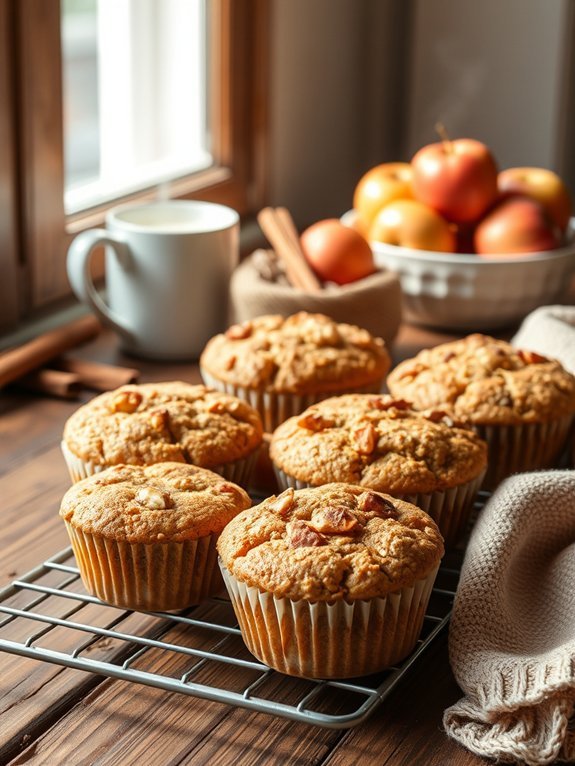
[229, 252, 402, 345]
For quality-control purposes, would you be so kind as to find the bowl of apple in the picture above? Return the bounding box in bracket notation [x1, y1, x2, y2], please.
[344, 137, 575, 331]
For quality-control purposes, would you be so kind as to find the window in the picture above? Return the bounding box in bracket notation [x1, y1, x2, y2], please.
[0, 0, 267, 330]
[62, 0, 211, 214]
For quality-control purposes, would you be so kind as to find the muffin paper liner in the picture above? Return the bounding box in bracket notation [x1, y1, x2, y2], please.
[64, 522, 221, 611]
[200, 367, 383, 432]
[474, 415, 574, 490]
[61, 439, 259, 491]
[396, 472, 485, 548]
[209, 446, 260, 489]
[272, 466, 486, 549]
[220, 563, 439, 678]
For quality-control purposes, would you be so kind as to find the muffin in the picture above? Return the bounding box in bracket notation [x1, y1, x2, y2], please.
[217, 483, 444, 678]
[59, 462, 251, 611]
[270, 394, 487, 547]
[62, 382, 263, 488]
[388, 334, 575, 487]
[199, 312, 391, 432]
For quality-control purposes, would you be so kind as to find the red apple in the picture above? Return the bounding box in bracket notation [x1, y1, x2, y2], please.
[411, 138, 498, 224]
[369, 199, 456, 252]
[498, 167, 572, 232]
[301, 219, 375, 284]
[474, 196, 561, 256]
[353, 162, 413, 234]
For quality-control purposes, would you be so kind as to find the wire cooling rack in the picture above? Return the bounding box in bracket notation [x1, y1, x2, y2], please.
[0, 495, 482, 730]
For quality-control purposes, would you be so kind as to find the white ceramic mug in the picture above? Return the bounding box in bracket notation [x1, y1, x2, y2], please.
[67, 200, 239, 359]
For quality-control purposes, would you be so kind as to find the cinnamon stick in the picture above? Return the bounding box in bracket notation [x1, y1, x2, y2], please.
[275, 207, 309, 261]
[257, 208, 322, 292]
[15, 368, 82, 399]
[55, 357, 139, 391]
[0, 315, 101, 389]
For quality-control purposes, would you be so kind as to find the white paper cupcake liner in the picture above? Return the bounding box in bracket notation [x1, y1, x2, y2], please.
[61, 439, 259, 490]
[272, 468, 320, 493]
[272, 466, 486, 549]
[219, 563, 439, 678]
[392, 471, 486, 549]
[208, 445, 260, 489]
[65, 522, 221, 611]
[61, 440, 106, 483]
[473, 415, 574, 490]
[200, 367, 383, 432]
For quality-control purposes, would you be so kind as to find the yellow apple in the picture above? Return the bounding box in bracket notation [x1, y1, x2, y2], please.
[353, 162, 413, 234]
[369, 199, 456, 252]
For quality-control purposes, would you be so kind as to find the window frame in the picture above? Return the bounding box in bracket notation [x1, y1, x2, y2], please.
[0, 0, 19, 329]
[0, 0, 269, 330]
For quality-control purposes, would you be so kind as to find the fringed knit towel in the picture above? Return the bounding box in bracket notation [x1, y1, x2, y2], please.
[512, 305, 575, 373]
[443, 470, 575, 765]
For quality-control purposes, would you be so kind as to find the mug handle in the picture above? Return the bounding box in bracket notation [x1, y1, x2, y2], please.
[66, 229, 136, 344]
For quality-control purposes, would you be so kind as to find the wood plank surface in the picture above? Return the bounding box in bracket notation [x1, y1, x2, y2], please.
[0, 445, 70, 583]
[323, 642, 480, 766]
[0, 326, 494, 766]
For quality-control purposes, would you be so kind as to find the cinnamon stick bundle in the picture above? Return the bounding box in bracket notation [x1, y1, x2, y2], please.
[1, 315, 143, 400]
[55, 358, 139, 391]
[17, 369, 82, 399]
[0, 315, 101, 389]
[257, 207, 322, 292]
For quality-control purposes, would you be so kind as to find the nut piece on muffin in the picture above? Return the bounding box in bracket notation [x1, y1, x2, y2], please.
[62, 382, 263, 488]
[387, 334, 575, 487]
[199, 312, 391, 431]
[60, 462, 252, 611]
[270, 394, 487, 547]
[217, 482, 444, 678]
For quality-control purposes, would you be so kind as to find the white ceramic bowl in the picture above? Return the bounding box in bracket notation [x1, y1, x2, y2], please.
[341, 211, 575, 331]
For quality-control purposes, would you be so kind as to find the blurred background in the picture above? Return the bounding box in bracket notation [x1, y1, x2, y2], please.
[62, 0, 575, 221]
[1, 0, 573, 332]
[263, 0, 574, 223]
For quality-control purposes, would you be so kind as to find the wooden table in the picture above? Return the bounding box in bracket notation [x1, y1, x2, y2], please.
[0, 323, 488, 766]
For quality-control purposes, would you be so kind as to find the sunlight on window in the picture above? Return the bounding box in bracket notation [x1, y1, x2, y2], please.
[62, 0, 210, 215]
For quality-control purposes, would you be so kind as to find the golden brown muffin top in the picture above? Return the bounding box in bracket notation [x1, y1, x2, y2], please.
[63, 382, 263, 467]
[270, 394, 487, 494]
[60, 462, 251, 544]
[199, 312, 390, 394]
[388, 334, 575, 426]
[217, 483, 443, 601]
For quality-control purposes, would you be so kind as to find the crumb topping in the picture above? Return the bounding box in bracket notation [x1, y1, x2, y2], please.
[200, 312, 390, 393]
[388, 334, 575, 425]
[63, 382, 263, 467]
[269, 394, 487, 493]
[60, 462, 251, 543]
[217, 483, 444, 600]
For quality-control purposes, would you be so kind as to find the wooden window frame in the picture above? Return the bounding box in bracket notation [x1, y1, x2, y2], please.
[0, 0, 269, 330]
[0, 0, 20, 330]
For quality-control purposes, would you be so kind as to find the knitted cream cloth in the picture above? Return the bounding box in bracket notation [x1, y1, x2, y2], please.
[443, 470, 575, 765]
[512, 305, 575, 373]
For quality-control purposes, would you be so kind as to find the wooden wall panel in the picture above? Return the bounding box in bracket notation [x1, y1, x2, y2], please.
[0, 0, 21, 329]
[17, 0, 69, 309]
